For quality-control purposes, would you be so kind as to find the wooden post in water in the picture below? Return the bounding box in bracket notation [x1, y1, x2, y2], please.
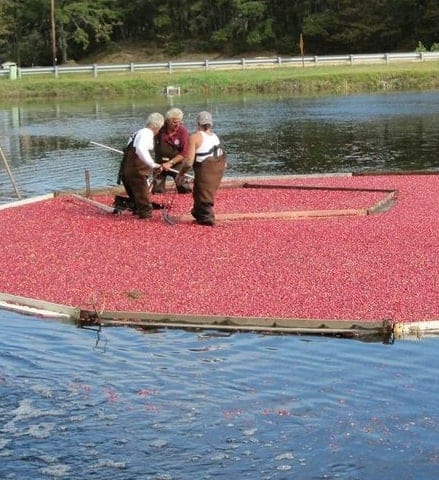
[85, 169, 91, 198]
[0, 145, 22, 199]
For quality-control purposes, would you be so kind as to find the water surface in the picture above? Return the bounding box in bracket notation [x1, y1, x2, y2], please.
[1, 311, 438, 479]
[1, 90, 438, 201]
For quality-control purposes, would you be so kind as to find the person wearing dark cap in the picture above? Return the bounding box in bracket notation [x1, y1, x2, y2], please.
[177, 111, 227, 226]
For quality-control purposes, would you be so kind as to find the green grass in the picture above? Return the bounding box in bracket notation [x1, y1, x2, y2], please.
[1, 62, 438, 100]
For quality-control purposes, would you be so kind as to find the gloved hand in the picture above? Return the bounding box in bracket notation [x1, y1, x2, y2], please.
[175, 171, 184, 187]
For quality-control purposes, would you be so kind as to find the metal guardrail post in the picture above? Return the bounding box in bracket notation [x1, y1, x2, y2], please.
[242, 58, 246, 69]
[8, 64, 18, 80]
[130, 62, 134, 72]
[205, 59, 209, 70]
[93, 64, 98, 78]
[168, 61, 173, 74]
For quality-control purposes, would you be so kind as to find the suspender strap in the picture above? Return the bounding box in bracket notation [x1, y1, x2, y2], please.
[195, 144, 222, 158]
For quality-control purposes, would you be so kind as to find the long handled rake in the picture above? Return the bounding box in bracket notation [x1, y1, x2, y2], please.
[0, 145, 22, 199]
[90, 140, 192, 224]
[89, 141, 194, 179]
[161, 187, 179, 225]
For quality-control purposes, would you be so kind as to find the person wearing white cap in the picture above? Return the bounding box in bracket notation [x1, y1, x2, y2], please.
[177, 111, 227, 226]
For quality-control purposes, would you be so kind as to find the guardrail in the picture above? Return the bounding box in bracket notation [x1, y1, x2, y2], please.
[1, 51, 438, 79]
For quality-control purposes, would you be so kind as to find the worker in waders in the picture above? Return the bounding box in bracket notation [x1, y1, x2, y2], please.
[153, 108, 192, 194]
[119, 112, 164, 219]
[177, 111, 227, 226]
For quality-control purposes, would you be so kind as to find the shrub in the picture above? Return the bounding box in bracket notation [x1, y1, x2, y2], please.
[415, 41, 427, 52]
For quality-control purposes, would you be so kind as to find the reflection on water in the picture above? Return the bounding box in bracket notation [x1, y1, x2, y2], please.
[225, 92, 439, 175]
[8, 135, 83, 165]
[0, 91, 438, 201]
[1, 311, 438, 479]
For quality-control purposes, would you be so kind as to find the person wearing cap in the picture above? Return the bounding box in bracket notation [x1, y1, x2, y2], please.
[177, 111, 227, 226]
[153, 107, 192, 194]
[119, 112, 164, 219]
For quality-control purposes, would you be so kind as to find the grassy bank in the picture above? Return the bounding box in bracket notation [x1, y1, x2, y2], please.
[1, 62, 438, 100]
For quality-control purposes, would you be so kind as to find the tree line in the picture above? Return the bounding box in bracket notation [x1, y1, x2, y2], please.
[1, 0, 438, 67]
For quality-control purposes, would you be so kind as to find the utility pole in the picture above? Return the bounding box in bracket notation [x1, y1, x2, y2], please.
[299, 33, 304, 68]
[50, 0, 57, 66]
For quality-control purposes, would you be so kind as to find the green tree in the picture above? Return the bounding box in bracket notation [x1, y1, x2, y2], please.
[299, 0, 434, 53]
[114, 0, 158, 41]
[0, 0, 123, 66]
[196, 0, 274, 53]
[5, 0, 51, 66]
[1, 0, 437, 66]
[266, 0, 304, 54]
[0, 0, 16, 62]
[55, 0, 122, 63]
[412, 0, 439, 49]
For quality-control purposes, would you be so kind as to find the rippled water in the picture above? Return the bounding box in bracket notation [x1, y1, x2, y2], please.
[0, 90, 438, 201]
[1, 91, 438, 478]
[1, 311, 438, 479]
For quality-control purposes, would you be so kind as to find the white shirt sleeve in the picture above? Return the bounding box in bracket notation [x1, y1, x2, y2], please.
[132, 128, 160, 169]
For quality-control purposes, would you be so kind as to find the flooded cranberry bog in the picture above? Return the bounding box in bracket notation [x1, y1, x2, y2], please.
[0, 172, 438, 342]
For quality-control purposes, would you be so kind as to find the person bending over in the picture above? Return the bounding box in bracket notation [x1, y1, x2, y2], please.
[120, 112, 164, 219]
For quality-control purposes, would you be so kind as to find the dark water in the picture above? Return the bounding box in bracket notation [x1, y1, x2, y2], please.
[1, 91, 438, 478]
[1, 311, 438, 480]
[0, 90, 438, 201]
